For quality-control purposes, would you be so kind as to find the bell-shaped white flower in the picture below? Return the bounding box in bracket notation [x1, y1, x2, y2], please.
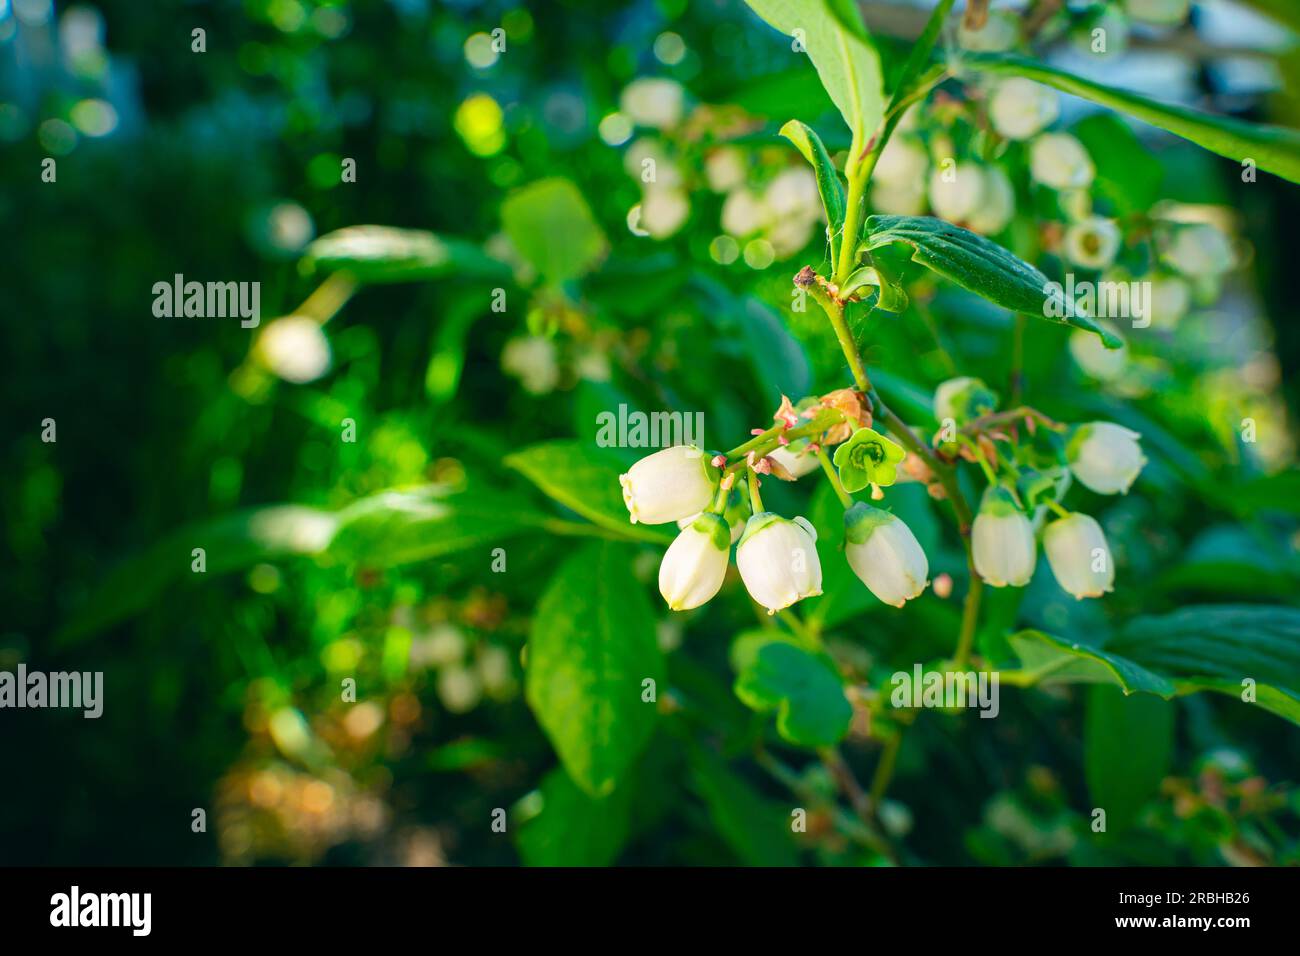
[933, 376, 998, 425]
[1044, 512, 1115, 599]
[1067, 422, 1146, 495]
[958, 10, 1020, 52]
[736, 513, 822, 614]
[990, 78, 1059, 141]
[620, 445, 717, 524]
[659, 512, 731, 611]
[972, 487, 1037, 587]
[1063, 217, 1121, 269]
[843, 502, 929, 607]
[1030, 133, 1095, 190]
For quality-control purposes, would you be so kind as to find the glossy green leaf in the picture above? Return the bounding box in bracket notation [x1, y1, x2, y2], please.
[962, 53, 1300, 185]
[516, 767, 633, 866]
[734, 636, 852, 746]
[303, 225, 510, 283]
[840, 264, 907, 311]
[525, 542, 664, 796]
[743, 0, 885, 148]
[1009, 605, 1300, 724]
[863, 215, 1125, 348]
[504, 440, 673, 544]
[779, 119, 846, 261]
[1085, 686, 1175, 832]
[688, 746, 801, 866]
[501, 177, 608, 282]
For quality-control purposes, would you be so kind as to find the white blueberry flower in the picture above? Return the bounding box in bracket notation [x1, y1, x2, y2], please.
[990, 79, 1059, 141]
[1150, 275, 1190, 328]
[620, 445, 717, 525]
[1030, 133, 1095, 190]
[256, 316, 332, 384]
[1124, 0, 1190, 27]
[966, 167, 1015, 235]
[972, 487, 1038, 587]
[871, 179, 928, 216]
[1161, 223, 1235, 277]
[934, 376, 998, 424]
[619, 77, 684, 129]
[659, 512, 731, 611]
[1066, 422, 1146, 495]
[1043, 512, 1115, 599]
[843, 502, 929, 607]
[736, 512, 823, 614]
[1064, 216, 1121, 269]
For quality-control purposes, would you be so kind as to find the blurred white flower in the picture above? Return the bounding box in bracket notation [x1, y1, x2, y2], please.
[721, 188, 769, 237]
[1030, 133, 1095, 190]
[966, 167, 1015, 235]
[501, 335, 560, 394]
[1162, 223, 1235, 277]
[705, 146, 748, 193]
[1069, 325, 1128, 381]
[958, 10, 1021, 52]
[1150, 275, 1190, 328]
[1064, 216, 1121, 269]
[990, 79, 1059, 141]
[641, 187, 690, 238]
[437, 665, 482, 714]
[929, 162, 987, 223]
[873, 136, 928, 188]
[619, 77, 684, 129]
[257, 316, 332, 384]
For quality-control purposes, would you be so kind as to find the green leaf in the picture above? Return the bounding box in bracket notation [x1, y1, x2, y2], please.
[326, 484, 545, 568]
[1084, 686, 1174, 833]
[734, 637, 852, 747]
[525, 542, 664, 796]
[887, 0, 954, 109]
[516, 767, 633, 866]
[501, 177, 608, 282]
[57, 483, 546, 645]
[1111, 605, 1300, 723]
[688, 746, 801, 866]
[739, 296, 813, 399]
[1073, 113, 1164, 214]
[962, 53, 1300, 185]
[303, 226, 510, 283]
[1006, 630, 1176, 696]
[863, 215, 1124, 348]
[1009, 605, 1300, 724]
[780, 119, 846, 262]
[504, 440, 673, 544]
[743, 0, 885, 148]
[840, 265, 906, 311]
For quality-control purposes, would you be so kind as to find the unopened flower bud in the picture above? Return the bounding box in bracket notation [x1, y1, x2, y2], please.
[990, 78, 1059, 141]
[1067, 422, 1145, 494]
[1044, 512, 1115, 599]
[933, 376, 998, 424]
[659, 512, 731, 611]
[736, 513, 822, 614]
[843, 502, 929, 607]
[1030, 133, 1095, 190]
[620, 445, 717, 524]
[972, 486, 1037, 587]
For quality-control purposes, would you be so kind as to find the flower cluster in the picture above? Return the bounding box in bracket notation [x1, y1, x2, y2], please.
[932, 378, 1148, 599]
[619, 393, 933, 615]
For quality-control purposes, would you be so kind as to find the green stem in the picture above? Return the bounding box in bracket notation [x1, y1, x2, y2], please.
[953, 573, 983, 670]
[1046, 499, 1071, 519]
[817, 448, 853, 509]
[726, 423, 783, 459]
[869, 732, 903, 810]
[747, 466, 765, 513]
[723, 410, 843, 476]
[808, 285, 871, 392]
[835, 161, 868, 286]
